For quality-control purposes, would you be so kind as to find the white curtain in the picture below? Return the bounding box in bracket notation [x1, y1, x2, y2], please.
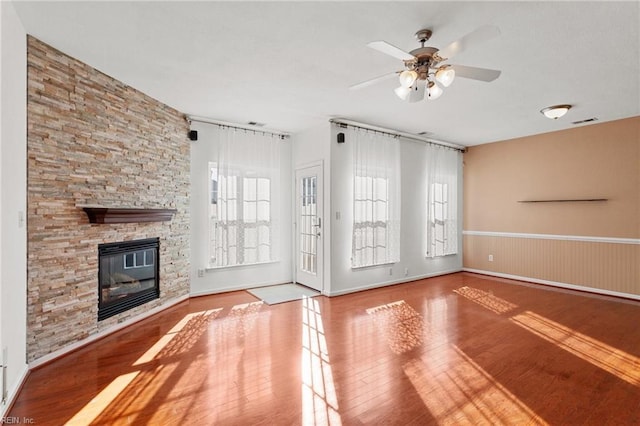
[351, 127, 401, 268]
[425, 144, 459, 257]
[209, 127, 281, 267]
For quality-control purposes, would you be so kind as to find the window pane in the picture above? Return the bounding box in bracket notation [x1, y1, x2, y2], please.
[244, 201, 257, 223]
[210, 166, 218, 205]
[257, 178, 270, 200]
[376, 203, 383, 223]
[257, 200, 270, 221]
[144, 249, 154, 266]
[435, 203, 444, 221]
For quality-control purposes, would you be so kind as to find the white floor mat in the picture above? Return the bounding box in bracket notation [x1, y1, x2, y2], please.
[247, 283, 320, 305]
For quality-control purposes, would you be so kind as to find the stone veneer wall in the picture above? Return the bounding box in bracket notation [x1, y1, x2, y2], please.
[27, 36, 190, 362]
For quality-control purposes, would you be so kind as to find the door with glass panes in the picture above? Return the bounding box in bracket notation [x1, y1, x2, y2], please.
[295, 164, 323, 292]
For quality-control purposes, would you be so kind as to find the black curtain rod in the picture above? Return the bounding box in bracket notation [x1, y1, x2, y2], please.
[187, 116, 290, 139]
[330, 118, 466, 152]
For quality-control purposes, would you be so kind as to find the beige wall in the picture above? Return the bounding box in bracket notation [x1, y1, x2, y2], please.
[463, 116, 640, 297]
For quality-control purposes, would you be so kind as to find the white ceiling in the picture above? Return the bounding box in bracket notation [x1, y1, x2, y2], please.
[13, 1, 640, 146]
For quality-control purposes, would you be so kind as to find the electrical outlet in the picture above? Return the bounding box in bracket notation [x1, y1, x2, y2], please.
[404, 268, 409, 276]
[389, 267, 393, 276]
[488, 254, 494, 262]
[197, 269, 204, 277]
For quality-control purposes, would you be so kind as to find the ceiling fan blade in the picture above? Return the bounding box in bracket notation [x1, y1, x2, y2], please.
[349, 71, 399, 90]
[451, 64, 501, 82]
[438, 25, 501, 60]
[367, 41, 416, 61]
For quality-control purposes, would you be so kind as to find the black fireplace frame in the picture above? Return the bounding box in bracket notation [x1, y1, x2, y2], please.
[98, 237, 160, 321]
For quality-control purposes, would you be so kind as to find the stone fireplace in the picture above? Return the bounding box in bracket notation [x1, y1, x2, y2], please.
[98, 238, 160, 321]
[26, 36, 191, 362]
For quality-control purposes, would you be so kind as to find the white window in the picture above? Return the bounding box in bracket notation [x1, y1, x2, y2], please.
[351, 128, 401, 268]
[426, 146, 459, 257]
[208, 127, 281, 268]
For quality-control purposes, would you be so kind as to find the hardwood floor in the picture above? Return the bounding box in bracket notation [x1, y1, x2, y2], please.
[9, 272, 640, 425]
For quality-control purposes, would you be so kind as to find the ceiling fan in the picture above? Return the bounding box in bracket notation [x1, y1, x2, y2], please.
[351, 25, 502, 102]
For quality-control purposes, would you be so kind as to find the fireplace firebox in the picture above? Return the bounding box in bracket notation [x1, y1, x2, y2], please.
[98, 238, 160, 321]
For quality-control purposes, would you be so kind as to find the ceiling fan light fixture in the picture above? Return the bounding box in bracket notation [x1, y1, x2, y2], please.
[427, 81, 443, 100]
[394, 85, 412, 100]
[541, 104, 572, 119]
[357, 25, 501, 102]
[398, 70, 418, 88]
[435, 66, 455, 87]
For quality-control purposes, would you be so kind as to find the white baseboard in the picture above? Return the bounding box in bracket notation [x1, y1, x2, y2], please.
[190, 280, 291, 298]
[28, 294, 189, 370]
[0, 364, 29, 418]
[462, 268, 640, 301]
[327, 268, 462, 297]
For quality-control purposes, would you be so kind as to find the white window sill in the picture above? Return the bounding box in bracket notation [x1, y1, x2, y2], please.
[206, 260, 280, 271]
[351, 261, 397, 271]
[425, 253, 458, 259]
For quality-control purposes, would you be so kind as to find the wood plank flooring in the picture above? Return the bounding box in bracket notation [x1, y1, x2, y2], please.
[8, 272, 640, 425]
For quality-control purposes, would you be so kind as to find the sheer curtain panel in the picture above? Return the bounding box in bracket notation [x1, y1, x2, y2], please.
[209, 127, 281, 267]
[425, 145, 459, 257]
[351, 127, 401, 268]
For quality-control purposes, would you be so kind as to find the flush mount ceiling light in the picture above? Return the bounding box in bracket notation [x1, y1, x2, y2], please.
[350, 25, 502, 103]
[541, 104, 572, 119]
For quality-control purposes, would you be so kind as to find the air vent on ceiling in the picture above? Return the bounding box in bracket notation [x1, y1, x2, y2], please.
[571, 117, 598, 125]
[247, 121, 266, 127]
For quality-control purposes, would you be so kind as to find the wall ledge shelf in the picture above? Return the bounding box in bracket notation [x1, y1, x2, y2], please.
[517, 198, 608, 203]
[81, 207, 177, 224]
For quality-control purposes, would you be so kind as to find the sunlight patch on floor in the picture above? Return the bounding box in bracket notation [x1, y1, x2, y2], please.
[222, 301, 264, 338]
[511, 311, 640, 386]
[302, 296, 342, 426]
[78, 303, 264, 425]
[366, 300, 424, 354]
[207, 300, 271, 423]
[454, 286, 518, 314]
[65, 371, 140, 426]
[404, 345, 547, 425]
[134, 308, 223, 366]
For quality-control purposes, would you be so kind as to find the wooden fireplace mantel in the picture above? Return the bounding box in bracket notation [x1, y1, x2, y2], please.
[81, 207, 177, 224]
